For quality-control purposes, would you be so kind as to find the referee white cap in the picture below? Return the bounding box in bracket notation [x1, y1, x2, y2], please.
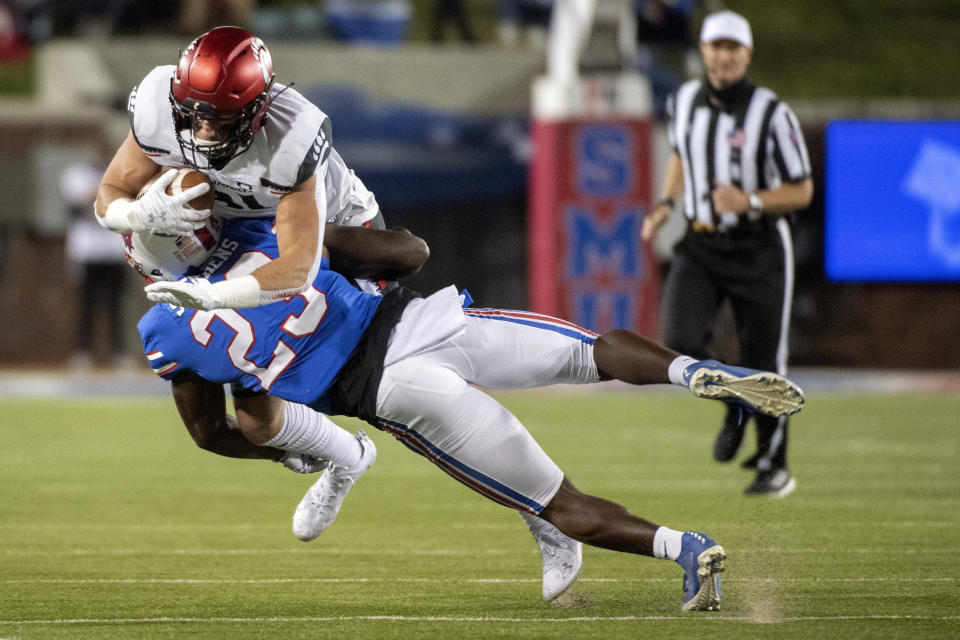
[700, 10, 753, 48]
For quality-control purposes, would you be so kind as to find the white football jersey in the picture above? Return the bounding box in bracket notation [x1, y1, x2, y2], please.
[127, 65, 379, 227]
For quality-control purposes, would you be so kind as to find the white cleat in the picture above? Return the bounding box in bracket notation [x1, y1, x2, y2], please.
[520, 511, 583, 602]
[292, 430, 376, 542]
[279, 452, 329, 475]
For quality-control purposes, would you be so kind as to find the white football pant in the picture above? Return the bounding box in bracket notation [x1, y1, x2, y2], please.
[376, 301, 601, 513]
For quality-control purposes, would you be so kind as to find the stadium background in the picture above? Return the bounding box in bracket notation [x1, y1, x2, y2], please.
[0, 3, 958, 638]
[0, 0, 958, 370]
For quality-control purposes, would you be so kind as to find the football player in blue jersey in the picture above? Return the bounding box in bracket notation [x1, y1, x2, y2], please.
[128, 219, 587, 603]
[93, 19, 591, 593]
[162, 223, 430, 539]
[93, 23, 405, 493]
[136, 217, 805, 611]
[89, 24, 594, 603]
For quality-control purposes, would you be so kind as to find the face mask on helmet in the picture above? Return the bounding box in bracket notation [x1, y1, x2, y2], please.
[169, 27, 276, 170]
[170, 96, 269, 170]
[122, 216, 222, 284]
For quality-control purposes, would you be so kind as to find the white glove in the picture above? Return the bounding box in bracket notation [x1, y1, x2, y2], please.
[279, 452, 330, 474]
[145, 274, 262, 310]
[100, 169, 210, 234]
[145, 276, 221, 310]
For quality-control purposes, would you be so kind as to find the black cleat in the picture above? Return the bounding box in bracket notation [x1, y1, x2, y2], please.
[740, 451, 761, 469]
[713, 406, 749, 462]
[744, 468, 796, 498]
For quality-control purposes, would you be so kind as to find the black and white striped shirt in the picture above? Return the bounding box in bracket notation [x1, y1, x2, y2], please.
[666, 79, 811, 231]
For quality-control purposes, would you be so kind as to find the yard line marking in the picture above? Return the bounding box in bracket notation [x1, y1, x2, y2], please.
[2, 548, 514, 557]
[469, 577, 956, 584]
[1, 521, 954, 543]
[1, 615, 958, 626]
[3, 520, 955, 531]
[4, 547, 957, 557]
[1, 577, 953, 586]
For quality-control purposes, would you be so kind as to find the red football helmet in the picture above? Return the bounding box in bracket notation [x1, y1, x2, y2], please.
[169, 26, 276, 169]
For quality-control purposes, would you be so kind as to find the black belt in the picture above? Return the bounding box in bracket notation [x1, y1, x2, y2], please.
[689, 218, 771, 239]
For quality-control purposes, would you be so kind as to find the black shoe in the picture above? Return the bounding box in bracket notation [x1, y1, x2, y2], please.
[744, 468, 795, 498]
[713, 406, 749, 462]
[740, 451, 761, 469]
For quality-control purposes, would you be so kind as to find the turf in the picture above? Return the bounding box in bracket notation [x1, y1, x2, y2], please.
[1, 391, 958, 638]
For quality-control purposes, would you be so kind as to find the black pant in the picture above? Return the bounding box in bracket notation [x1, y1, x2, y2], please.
[430, 0, 476, 42]
[76, 262, 127, 356]
[660, 221, 792, 470]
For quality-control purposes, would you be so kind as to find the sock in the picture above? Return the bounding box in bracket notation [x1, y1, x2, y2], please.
[519, 510, 561, 537]
[652, 526, 684, 560]
[519, 511, 546, 532]
[667, 356, 698, 386]
[263, 403, 363, 469]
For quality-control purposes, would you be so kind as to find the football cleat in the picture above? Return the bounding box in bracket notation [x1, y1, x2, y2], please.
[279, 452, 329, 475]
[713, 405, 751, 462]
[520, 512, 583, 602]
[292, 431, 376, 542]
[744, 467, 796, 498]
[740, 451, 761, 469]
[683, 359, 805, 418]
[676, 531, 726, 611]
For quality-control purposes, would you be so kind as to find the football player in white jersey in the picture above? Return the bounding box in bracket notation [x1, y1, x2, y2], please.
[96, 25, 379, 308]
[95, 25, 586, 603]
[92, 24, 400, 518]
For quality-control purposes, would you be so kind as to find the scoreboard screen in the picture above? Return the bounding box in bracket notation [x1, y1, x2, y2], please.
[825, 120, 960, 282]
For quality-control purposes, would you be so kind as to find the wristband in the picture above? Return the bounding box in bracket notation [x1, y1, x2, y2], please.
[655, 197, 675, 210]
[212, 275, 262, 308]
[98, 197, 137, 232]
[748, 193, 763, 213]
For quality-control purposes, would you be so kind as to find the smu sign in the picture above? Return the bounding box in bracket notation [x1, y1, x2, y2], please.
[576, 126, 634, 196]
[529, 119, 659, 336]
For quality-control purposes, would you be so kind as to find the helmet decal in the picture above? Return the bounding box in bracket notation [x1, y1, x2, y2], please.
[249, 38, 272, 85]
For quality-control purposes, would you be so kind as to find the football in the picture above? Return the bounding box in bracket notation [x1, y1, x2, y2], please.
[123, 168, 221, 283]
[138, 167, 216, 211]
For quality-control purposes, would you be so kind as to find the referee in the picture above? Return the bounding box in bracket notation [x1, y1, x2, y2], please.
[642, 10, 813, 498]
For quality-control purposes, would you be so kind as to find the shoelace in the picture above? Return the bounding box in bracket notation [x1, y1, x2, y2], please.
[309, 438, 369, 510]
[532, 529, 574, 561]
[318, 469, 354, 506]
[300, 467, 351, 514]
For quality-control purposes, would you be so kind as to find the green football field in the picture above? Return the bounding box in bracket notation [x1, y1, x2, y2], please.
[1, 390, 957, 639]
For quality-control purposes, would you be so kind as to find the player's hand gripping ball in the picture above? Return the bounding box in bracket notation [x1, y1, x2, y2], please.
[122, 169, 221, 283]
[130, 167, 214, 235]
[138, 168, 216, 212]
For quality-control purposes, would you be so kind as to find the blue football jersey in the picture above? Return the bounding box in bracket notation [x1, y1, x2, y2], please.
[138, 218, 382, 412]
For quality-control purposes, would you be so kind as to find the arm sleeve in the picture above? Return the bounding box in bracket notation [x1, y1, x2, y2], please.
[767, 102, 812, 183]
[126, 66, 177, 156]
[293, 116, 333, 190]
[665, 92, 678, 153]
